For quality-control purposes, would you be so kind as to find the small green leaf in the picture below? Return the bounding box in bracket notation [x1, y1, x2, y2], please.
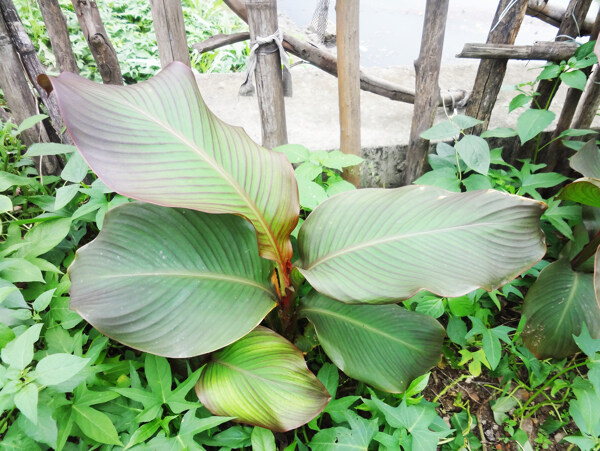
[561, 70, 587, 91]
[537, 63, 561, 80]
[316, 363, 339, 399]
[297, 179, 328, 210]
[251, 427, 276, 451]
[0, 324, 16, 350]
[273, 144, 310, 164]
[295, 161, 323, 181]
[462, 174, 493, 191]
[1, 323, 43, 370]
[32, 289, 56, 312]
[517, 109, 555, 144]
[414, 167, 460, 192]
[73, 404, 123, 446]
[455, 135, 490, 175]
[54, 184, 80, 210]
[558, 129, 597, 138]
[0, 194, 12, 213]
[60, 152, 89, 183]
[124, 419, 161, 450]
[482, 329, 501, 370]
[14, 218, 72, 259]
[322, 150, 363, 170]
[326, 180, 356, 197]
[420, 121, 459, 140]
[145, 354, 171, 403]
[35, 354, 89, 386]
[573, 323, 600, 358]
[509, 94, 530, 112]
[17, 114, 47, 134]
[557, 178, 600, 207]
[15, 383, 39, 424]
[25, 143, 76, 157]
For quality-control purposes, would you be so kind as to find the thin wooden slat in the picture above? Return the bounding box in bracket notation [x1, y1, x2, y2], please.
[37, 0, 78, 73]
[336, 0, 361, 187]
[150, 0, 190, 67]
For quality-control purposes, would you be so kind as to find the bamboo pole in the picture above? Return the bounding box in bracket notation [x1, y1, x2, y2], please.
[150, 0, 190, 67]
[336, 0, 361, 187]
[465, 0, 528, 136]
[245, 0, 287, 149]
[403, 0, 449, 185]
[71, 0, 122, 84]
[37, 0, 78, 73]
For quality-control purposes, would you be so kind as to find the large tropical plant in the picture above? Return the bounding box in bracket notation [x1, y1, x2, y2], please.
[40, 62, 546, 431]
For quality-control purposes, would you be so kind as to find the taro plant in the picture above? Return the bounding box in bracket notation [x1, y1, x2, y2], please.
[40, 61, 547, 432]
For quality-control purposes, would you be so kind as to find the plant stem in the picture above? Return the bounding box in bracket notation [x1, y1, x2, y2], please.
[571, 230, 600, 271]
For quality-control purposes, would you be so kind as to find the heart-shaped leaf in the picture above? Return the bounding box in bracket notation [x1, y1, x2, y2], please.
[523, 259, 600, 359]
[517, 109, 555, 144]
[299, 292, 444, 393]
[455, 135, 490, 175]
[557, 178, 600, 207]
[69, 202, 276, 357]
[195, 326, 330, 432]
[44, 62, 298, 275]
[298, 186, 546, 303]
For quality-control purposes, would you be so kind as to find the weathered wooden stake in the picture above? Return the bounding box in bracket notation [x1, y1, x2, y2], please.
[37, 0, 78, 73]
[222, 0, 466, 106]
[531, 0, 593, 110]
[526, 0, 594, 34]
[403, 0, 449, 185]
[466, 0, 528, 136]
[457, 41, 577, 62]
[0, 0, 72, 149]
[336, 0, 361, 187]
[71, 0, 122, 84]
[245, 0, 287, 149]
[150, 0, 190, 67]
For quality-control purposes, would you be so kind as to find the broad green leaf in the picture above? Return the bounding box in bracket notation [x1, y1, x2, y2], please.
[462, 174, 492, 191]
[32, 289, 55, 312]
[0, 194, 12, 213]
[481, 127, 518, 138]
[0, 171, 36, 191]
[25, 143, 76, 157]
[326, 180, 356, 197]
[46, 62, 298, 273]
[15, 404, 58, 448]
[322, 151, 363, 170]
[1, 323, 43, 370]
[196, 326, 330, 432]
[72, 404, 122, 446]
[557, 178, 600, 207]
[570, 139, 600, 178]
[14, 383, 39, 424]
[60, 152, 89, 183]
[523, 259, 600, 359]
[17, 114, 47, 134]
[34, 354, 89, 386]
[316, 362, 339, 398]
[14, 218, 72, 258]
[517, 109, 555, 144]
[295, 161, 323, 181]
[558, 129, 597, 138]
[300, 292, 444, 393]
[298, 187, 546, 303]
[414, 167, 460, 192]
[420, 121, 459, 140]
[455, 135, 490, 175]
[450, 115, 482, 131]
[54, 184, 80, 210]
[560, 70, 587, 91]
[537, 63, 561, 80]
[69, 202, 276, 357]
[251, 427, 276, 451]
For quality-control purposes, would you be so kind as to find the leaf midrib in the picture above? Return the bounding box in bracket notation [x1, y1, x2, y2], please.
[94, 271, 274, 297]
[303, 221, 507, 270]
[114, 92, 283, 268]
[302, 307, 421, 352]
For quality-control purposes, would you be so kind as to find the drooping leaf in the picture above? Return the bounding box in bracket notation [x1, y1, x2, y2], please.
[45, 62, 299, 273]
[34, 354, 89, 386]
[570, 139, 600, 178]
[14, 383, 39, 424]
[560, 70, 587, 91]
[298, 187, 546, 303]
[523, 259, 600, 359]
[300, 292, 444, 393]
[72, 404, 122, 446]
[481, 127, 518, 138]
[557, 178, 600, 207]
[1, 324, 43, 370]
[517, 109, 555, 144]
[195, 326, 330, 432]
[420, 121, 460, 140]
[69, 202, 276, 357]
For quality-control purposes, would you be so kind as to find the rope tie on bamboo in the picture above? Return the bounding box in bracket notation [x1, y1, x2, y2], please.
[239, 29, 292, 97]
